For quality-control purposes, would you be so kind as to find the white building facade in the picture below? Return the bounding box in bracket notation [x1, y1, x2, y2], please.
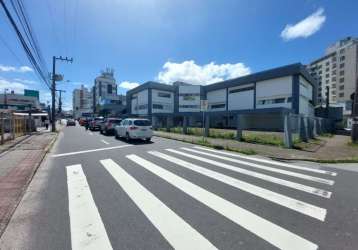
[308, 37, 358, 116]
[94, 68, 117, 107]
[126, 63, 317, 129]
[72, 85, 93, 119]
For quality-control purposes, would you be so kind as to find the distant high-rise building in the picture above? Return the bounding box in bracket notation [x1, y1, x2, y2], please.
[94, 68, 117, 107]
[308, 37, 358, 116]
[72, 85, 93, 118]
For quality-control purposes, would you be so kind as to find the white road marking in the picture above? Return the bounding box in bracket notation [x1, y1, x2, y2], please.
[100, 159, 217, 250]
[149, 151, 326, 221]
[101, 140, 110, 145]
[89, 132, 93, 135]
[181, 148, 334, 186]
[127, 154, 318, 250]
[52, 145, 132, 158]
[166, 149, 331, 198]
[66, 164, 112, 250]
[193, 146, 337, 176]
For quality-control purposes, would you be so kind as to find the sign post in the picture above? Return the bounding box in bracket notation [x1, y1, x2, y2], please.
[200, 100, 208, 138]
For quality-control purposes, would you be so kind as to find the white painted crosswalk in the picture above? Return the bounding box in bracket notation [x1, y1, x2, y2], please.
[64, 146, 337, 250]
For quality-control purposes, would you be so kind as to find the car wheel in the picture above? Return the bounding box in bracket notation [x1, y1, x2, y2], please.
[100, 129, 103, 134]
[114, 130, 119, 139]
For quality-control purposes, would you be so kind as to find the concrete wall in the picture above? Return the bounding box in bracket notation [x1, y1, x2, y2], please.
[256, 76, 292, 109]
[207, 89, 226, 111]
[131, 89, 148, 115]
[152, 89, 174, 113]
[228, 84, 254, 110]
[178, 85, 201, 112]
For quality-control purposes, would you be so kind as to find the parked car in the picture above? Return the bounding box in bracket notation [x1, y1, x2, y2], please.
[89, 117, 104, 131]
[100, 118, 122, 135]
[66, 119, 76, 126]
[79, 118, 87, 126]
[114, 118, 152, 142]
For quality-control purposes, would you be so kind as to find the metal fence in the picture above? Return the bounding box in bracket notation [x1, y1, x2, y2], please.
[0, 112, 35, 145]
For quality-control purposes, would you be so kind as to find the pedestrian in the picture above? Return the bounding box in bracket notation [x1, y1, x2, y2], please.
[45, 119, 49, 130]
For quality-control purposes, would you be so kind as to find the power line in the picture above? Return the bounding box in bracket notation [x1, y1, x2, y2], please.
[0, 33, 25, 65]
[0, 0, 51, 89]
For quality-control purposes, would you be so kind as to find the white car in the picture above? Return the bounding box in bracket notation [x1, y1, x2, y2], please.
[114, 118, 153, 142]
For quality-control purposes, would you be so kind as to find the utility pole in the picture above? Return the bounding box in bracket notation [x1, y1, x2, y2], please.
[56, 89, 66, 114]
[3, 88, 8, 109]
[325, 86, 330, 118]
[351, 76, 358, 143]
[51, 56, 73, 132]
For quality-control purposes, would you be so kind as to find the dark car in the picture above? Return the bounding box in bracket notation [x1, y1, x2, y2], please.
[66, 119, 76, 126]
[100, 118, 122, 135]
[89, 117, 104, 131]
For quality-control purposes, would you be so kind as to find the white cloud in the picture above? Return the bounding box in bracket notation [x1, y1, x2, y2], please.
[281, 8, 326, 41]
[13, 78, 37, 85]
[119, 81, 140, 89]
[0, 77, 29, 93]
[0, 64, 33, 73]
[157, 60, 251, 85]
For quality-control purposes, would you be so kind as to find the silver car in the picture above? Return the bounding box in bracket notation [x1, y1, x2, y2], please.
[114, 118, 152, 142]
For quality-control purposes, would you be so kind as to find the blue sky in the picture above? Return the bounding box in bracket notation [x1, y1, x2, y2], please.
[0, 0, 357, 110]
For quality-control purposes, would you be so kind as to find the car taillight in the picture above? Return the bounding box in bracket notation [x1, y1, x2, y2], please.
[129, 126, 138, 130]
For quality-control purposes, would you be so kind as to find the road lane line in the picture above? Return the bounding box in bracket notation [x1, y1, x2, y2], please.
[193, 146, 337, 176]
[165, 149, 331, 198]
[89, 132, 93, 135]
[148, 151, 326, 221]
[66, 164, 112, 250]
[181, 148, 334, 186]
[53, 145, 132, 158]
[101, 140, 110, 145]
[100, 159, 217, 250]
[127, 154, 318, 250]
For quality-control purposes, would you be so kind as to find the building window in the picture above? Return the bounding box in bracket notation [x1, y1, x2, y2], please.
[325, 67, 329, 72]
[179, 105, 200, 109]
[158, 92, 171, 98]
[340, 56, 345, 61]
[107, 84, 112, 94]
[318, 71, 322, 75]
[339, 93, 344, 98]
[325, 73, 329, 78]
[152, 104, 163, 109]
[326, 80, 329, 84]
[332, 70, 336, 75]
[325, 61, 330, 66]
[332, 57, 336, 62]
[138, 104, 148, 110]
[340, 63, 345, 68]
[210, 103, 226, 109]
[318, 93, 322, 98]
[331, 77, 336, 82]
[339, 85, 344, 90]
[332, 84, 336, 88]
[274, 98, 286, 103]
[287, 97, 292, 103]
[340, 48, 345, 54]
[332, 63, 336, 69]
[229, 86, 254, 94]
[331, 90, 336, 95]
[258, 97, 290, 105]
[339, 70, 344, 76]
[339, 78, 344, 83]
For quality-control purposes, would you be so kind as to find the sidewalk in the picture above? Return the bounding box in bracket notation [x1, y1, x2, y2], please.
[0, 130, 58, 236]
[154, 131, 358, 162]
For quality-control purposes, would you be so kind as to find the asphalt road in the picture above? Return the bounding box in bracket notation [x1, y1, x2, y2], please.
[1, 124, 358, 250]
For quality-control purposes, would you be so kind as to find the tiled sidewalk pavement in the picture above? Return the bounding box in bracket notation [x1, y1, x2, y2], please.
[0, 131, 57, 236]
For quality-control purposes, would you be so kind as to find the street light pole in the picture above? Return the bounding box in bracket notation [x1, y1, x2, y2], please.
[3, 88, 8, 109]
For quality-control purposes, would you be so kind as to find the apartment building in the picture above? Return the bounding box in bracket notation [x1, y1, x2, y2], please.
[126, 63, 316, 129]
[72, 85, 93, 119]
[308, 37, 358, 116]
[93, 68, 118, 107]
[0, 89, 41, 111]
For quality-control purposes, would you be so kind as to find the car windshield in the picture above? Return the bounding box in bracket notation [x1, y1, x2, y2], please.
[133, 120, 151, 126]
[111, 119, 122, 124]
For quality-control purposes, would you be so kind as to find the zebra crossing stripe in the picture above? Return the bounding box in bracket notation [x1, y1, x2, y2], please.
[148, 151, 326, 221]
[166, 149, 332, 198]
[127, 154, 318, 250]
[181, 148, 334, 185]
[66, 164, 113, 250]
[100, 159, 217, 250]
[193, 146, 337, 176]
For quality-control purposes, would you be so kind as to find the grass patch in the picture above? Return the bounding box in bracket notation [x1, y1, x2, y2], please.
[348, 141, 358, 147]
[242, 133, 284, 146]
[314, 157, 358, 163]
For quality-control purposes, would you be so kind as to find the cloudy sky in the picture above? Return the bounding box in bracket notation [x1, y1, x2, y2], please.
[0, 0, 357, 110]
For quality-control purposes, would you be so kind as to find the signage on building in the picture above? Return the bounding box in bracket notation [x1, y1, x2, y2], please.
[24, 89, 39, 100]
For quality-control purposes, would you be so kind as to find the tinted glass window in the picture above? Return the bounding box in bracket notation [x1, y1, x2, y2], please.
[134, 120, 151, 126]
